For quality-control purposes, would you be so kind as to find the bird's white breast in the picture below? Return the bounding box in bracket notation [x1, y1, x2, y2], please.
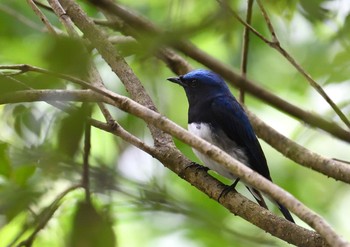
[188, 122, 249, 180]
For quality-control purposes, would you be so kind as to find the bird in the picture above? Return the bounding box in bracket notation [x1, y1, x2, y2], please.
[167, 69, 294, 223]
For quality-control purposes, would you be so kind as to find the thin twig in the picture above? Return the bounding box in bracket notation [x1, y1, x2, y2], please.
[26, 0, 57, 34]
[33, 0, 53, 12]
[3, 74, 74, 112]
[83, 107, 92, 203]
[90, 119, 157, 155]
[0, 4, 42, 31]
[239, 0, 254, 103]
[59, 0, 173, 148]
[14, 185, 81, 247]
[256, 0, 278, 43]
[48, 0, 116, 139]
[217, 0, 271, 44]
[245, 0, 350, 129]
[48, 0, 78, 37]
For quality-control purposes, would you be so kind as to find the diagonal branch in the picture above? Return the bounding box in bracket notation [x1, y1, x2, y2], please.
[239, 0, 254, 103]
[91, 0, 350, 143]
[13, 184, 81, 247]
[226, 0, 350, 129]
[82, 109, 92, 204]
[2, 65, 350, 184]
[78, 1, 350, 181]
[2, 83, 350, 183]
[0, 87, 344, 246]
[26, 0, 57, 34]
[58, 0, 172, 148]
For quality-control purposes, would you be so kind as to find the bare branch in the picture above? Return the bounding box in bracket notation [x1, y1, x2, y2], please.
[239, 0, 254, 103]
[249, 0, 350, 129]
[14, 185, 81, 247]
[216, 0, 272, 44]
[90, 119, 157, 156]
[57, 0, 172, 148]
[48, 0, 78, 37]
[246, 110, 350, 183]
[26, 0, 57, 34]
[93, 1, 350, 143]
[80, 1, 350, 181]
[0, 87, 347, 246]
[0, 3, 42, 31]
[33, 0, 53, 12]
[83, 109, 92, 203]
[2, 63, 350, 184]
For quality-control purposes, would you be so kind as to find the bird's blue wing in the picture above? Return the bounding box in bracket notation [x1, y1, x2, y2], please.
[211, 96, 271, 180]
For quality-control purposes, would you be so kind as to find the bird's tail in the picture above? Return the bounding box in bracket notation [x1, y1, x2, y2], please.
[246, 186, 295, 223]
[246, 187, 268, 209]
[276, 202, 295, 223]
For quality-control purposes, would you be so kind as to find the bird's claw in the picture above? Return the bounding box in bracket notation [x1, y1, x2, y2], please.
[218, 178, 240, 202]
[179, 162, 209, 178]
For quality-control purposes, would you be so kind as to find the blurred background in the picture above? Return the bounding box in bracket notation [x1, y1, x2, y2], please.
[0, 0, 349, 246]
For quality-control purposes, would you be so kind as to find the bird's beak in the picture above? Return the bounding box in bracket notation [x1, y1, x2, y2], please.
[167, 76, 183, 86]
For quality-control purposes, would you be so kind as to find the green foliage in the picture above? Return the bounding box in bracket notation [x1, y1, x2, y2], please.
[57, 105, 90, 157]
[299, 0, 332, 22]
[69, 200, 116, 247]
[0, 76, 24, 95]
[43, 36, 90, 77]
[13, 104, 43, 138]
[0, 142, 11, 177]
[0, 181, 41, 222]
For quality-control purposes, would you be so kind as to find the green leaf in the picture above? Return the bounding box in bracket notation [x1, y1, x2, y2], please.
[69, 201, 116, 247]
[0, 142, 11, 177]
[12, 104, 27, 116]
[12, 105, 28, 138]
[326, 49, 350, 83]
[10, 104, 43, 138]
[25, 73, 66, 90]
[265, 0, 298, 21]
[42, 36, 90, 77]
[298, 0, 331, 23]
[11, 165, 36, 186]
[57, 106, 89, 157]
[0, 75, 24, 94]
[0, 182, 40, 222]
[22, 109, 42, 137]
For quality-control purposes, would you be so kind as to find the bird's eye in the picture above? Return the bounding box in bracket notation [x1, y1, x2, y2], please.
[189, 79, 198, 88]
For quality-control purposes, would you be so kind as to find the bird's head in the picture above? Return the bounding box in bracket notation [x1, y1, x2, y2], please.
[167, 69, 231, 105]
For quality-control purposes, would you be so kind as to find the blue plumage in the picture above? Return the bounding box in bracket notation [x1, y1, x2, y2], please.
[167, 69, 294, 223]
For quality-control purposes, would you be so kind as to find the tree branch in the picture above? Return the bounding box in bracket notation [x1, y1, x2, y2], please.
[14, 185, 81, 247]
[4, 0, 348, 246]
[0, 3, 42, 31]
[93, 0, 350, 143]
[26, 0, 56, 33]
[2, 65, 350, 184]
[83, 110, 92, 203]
[82, 2, 350, 183]
[48, 0, 79, 37]
[239, 0, 254, 103]
[0, 88, 347, 246]
[245, 0, 350, 129]
[58, 0, 172, 148]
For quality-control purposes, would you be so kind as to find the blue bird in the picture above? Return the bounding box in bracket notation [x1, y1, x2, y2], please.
[167, 69, 294, 223]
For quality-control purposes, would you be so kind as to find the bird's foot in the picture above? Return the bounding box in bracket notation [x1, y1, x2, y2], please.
[179, 162, 209, 178]
[218, 178, 240, 202]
